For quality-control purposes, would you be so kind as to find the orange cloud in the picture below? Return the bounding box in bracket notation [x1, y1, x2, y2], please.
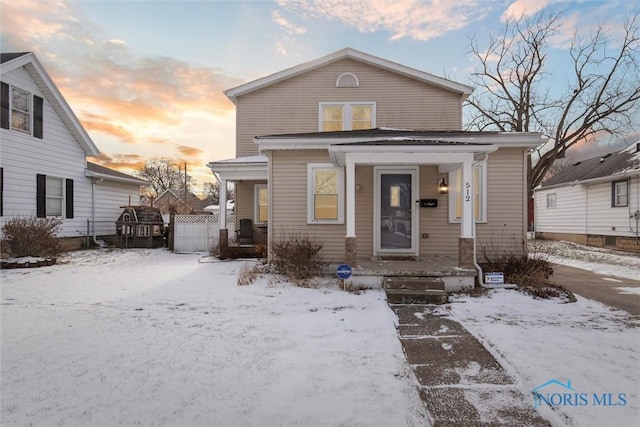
[176, 145, 204, 158]
[1, 0, 242, 148]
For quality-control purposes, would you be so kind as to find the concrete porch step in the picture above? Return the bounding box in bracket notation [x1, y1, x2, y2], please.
[384, 276, 445, 290]
[386, 288, 448, 305]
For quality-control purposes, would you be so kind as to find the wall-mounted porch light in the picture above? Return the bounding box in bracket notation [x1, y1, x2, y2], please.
[438, 178, 449, 194]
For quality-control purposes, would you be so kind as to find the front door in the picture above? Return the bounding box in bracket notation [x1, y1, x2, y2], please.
[374, 167, 418, 256]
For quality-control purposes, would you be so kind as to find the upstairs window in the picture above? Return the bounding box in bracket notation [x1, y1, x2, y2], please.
[11, 87, 30, 132]
[1, 82, 43, 138]
[336, 72, 359, 88]
[319, 102, 375, 132]
[612, 180, 628, 207]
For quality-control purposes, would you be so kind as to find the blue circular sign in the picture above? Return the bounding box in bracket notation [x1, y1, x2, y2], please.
[336, 263, 352, 279]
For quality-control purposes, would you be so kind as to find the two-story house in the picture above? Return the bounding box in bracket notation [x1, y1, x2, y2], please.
[208, 48, 546, 285]
[1, 52, 147, 250]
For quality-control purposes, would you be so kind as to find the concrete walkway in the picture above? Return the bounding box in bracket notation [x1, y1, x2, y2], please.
[549, 264, 640, 315]
[391, 304, 552, 427]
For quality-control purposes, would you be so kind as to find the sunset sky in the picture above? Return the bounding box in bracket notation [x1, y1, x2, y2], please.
[1, 0, 637, 195]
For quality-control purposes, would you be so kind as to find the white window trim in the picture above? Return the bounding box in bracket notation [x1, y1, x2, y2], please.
[448, 162, 487, 223]
[10, 85, 31, 134]
[307, 163, 344, 224]
[46, 176, 64, 218]
[318, 102, 376, 132]
[612, 180, 628, 207]
[254, 184, 268, 224]
[546, 193, 557, 209]
[336, 72, 359, 87]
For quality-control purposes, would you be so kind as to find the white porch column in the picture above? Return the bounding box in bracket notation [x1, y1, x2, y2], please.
[460, 160, 473, 238]
[219, 178, 227, 230]
[345, 159, 356, 237]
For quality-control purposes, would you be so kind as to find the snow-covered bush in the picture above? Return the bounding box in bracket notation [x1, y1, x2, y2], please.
[270, 231, 324, 285]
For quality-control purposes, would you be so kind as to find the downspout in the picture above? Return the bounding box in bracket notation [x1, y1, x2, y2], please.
[91, 177, 103, 246]
[472, 153, 516, 289]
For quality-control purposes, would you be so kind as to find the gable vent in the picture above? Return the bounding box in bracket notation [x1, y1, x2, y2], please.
[336, 72, 359, 88]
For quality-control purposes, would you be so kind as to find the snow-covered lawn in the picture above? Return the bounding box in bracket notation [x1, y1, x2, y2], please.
[448, 290, 640, 427]
[1, 249, 427, 426]
[2, 245, 639, 426]
[529, 239, 640, 281]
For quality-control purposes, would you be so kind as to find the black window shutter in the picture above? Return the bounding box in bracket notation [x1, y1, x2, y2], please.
[1, 82, 9, 130]
[65, 179, 74, 218]
[33, 95, 43, 138]
[36, 174, 46, 218]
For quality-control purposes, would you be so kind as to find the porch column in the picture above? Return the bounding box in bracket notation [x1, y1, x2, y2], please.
[219, 178, 227, 230]
[345, 159, 356, 237]
[345, 158, 357, 266]
[460, 160, 473, 238]
[459, 160, 475, 268]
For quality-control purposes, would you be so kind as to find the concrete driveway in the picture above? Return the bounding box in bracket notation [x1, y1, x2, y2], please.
[550, 264, 640, 315]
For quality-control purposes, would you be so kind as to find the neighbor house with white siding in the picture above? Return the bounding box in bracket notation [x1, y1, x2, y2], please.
[0, 52, 147, 249]
[208, 48, 547, 280]
[534, 143, 640, 252]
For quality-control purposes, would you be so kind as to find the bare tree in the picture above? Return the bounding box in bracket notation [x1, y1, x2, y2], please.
[466, 10, 640, 197]
[202, 181, 235, 205]
[135, 157, 194, 198]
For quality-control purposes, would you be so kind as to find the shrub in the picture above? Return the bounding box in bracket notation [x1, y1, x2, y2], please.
[270, 231, 324, 285]
[237, 263, 261, 286]
[481, 238, 553, 288]
[2, 217, 62, 258]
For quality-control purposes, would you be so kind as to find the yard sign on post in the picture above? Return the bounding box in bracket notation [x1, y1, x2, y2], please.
[337, 263, 352, 291]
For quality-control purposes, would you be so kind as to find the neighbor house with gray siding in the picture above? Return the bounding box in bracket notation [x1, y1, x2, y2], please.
[0, 52, 147, 249]
[208, 48, 546, 278]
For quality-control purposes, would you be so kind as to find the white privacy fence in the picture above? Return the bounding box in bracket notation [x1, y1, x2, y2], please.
[173, 214, 235, 253]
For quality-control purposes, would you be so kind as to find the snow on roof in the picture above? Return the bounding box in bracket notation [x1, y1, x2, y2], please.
[540, 141, 640, 188]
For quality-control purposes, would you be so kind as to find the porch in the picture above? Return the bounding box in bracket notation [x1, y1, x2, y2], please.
[327, 255, 477, 292]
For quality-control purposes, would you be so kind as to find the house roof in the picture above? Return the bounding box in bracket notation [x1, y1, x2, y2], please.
[0, 52, 99, 156]
[224, 47, 473, 104]
[85, 162, 148, 185]
[539, 142, 640, 189]
[254, 128, 546, 150]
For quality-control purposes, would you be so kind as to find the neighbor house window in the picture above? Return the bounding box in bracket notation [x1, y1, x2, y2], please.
[11, 87, 30, 132]
[254, 184, 268, 224]
[449, 163, 486, 222]
[46, 176, 63, 216]
[1, 82, 44, 138]
[612, 180, 628, 207]
[319, 102, 375, 131]
[307, 163, 344, 224]
[36, 174, 73, 218]
[546, 193, 556, 209]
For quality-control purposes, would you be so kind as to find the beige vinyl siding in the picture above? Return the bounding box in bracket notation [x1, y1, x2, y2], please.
[271, 150, 346, 261]
[234, 180, 266, 230]
[418, 166, 458, 256]
[236, 58, 464, 157]
[476, 147, 527, 256]
[355, 165, 374, 256]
